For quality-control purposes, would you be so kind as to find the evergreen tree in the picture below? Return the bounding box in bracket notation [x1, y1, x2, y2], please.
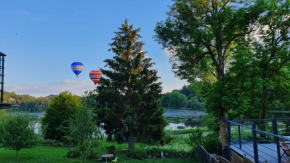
[96, 20, 167, 150]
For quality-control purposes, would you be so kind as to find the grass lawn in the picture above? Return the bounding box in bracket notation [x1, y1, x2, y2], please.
[0, 129, 199, 163]
[0, 144, 196, 163]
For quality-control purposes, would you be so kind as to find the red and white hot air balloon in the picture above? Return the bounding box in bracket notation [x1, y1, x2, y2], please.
[89, 70, 102, 84]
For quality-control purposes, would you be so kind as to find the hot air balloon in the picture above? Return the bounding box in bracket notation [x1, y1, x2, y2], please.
[71, 62, 84, 77]
[89, 70, 102, 84]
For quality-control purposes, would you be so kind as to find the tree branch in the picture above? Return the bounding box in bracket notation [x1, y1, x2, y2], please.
[201, 40, 218, 68]
[219, 0, 231, 13]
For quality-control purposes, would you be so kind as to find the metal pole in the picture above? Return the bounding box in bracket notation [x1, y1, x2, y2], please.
[227, 117, 231, 145]
[252, 123, 259, 163]
[238, 125, 242, 149]
[1, 55, 4, 103]
[226, 117, 231, 161]
[272, 117, 281, 163]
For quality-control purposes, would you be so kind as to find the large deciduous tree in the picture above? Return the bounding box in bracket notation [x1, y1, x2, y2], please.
[223, 0, 290, 120]
[155, 0, 265, 149]
[42, 91, 82, 142]
[96, 20, 167, 150]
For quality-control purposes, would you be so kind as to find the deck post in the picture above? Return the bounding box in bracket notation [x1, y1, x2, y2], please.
[226, 117, 231, 145]
[226, 118, 231, 161]
[272, 117, 281, 163]
[238, 125, 242, 149]
[252, 123, 259, 163]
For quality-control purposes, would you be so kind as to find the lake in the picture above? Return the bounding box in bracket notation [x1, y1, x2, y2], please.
[31, 108, 204, 133]
[164, 108, 205, 130]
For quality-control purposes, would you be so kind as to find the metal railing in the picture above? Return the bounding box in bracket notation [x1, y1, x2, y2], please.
[227, 117, 290, 163]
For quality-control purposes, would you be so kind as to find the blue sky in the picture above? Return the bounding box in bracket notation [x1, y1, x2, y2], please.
[0, 0, 187, 97]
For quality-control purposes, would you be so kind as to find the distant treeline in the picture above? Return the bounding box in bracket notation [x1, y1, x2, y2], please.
[3, 92, 52, 112]
[160, 85, 204, 110]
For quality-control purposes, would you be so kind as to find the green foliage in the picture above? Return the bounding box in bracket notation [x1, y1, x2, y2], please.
[127, 150, 148, 160]
[145, 147, 192, 158]
[105, 145, 116, 155]
[155, 0, 266, 146]
[4, 92, 50, 112]
[95, 20, 167, 149]
[41, 91, 82, 143]
[201, 133, 222, 155]
[188, 128, 221, 157]
[0, 129, 196, 163]
[160, 132, 173, 145]
[67, 149, 80, 158]
[67, 107, 99, 163]
[188, 128, 203, 154]
[222, 0, 290, 120]
[160, 88, 205, 110]
[201, 115, 219, 132]
[0, 112, 38, 158]
[161, 90, 187, 108]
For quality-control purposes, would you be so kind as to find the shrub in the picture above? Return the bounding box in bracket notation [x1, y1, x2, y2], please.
[67, 149, 80, 158]
[202, 133, 222, 155]
[145, 147, 192, 158]
[188, 128, 222, 157]
[106, 145, 116, 155]
[87, 150, 97, 159]
[161, 132, 173, 145]
[127, 150, 148, 160]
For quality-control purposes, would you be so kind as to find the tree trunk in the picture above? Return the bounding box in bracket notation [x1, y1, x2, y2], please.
[262, 71, 268, 120]
[16, 150, 19, 160]
[107, 134, 113, 141]
[260, 70, 268, 139]
[217, 35, 227, 153]
[128, 136, 134, 150]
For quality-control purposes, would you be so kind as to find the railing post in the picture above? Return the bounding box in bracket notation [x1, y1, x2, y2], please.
[238, 125, 242, 149]
[226, 117, 231, 145]
[226, 118, 231, 161]
[272, 117, 281, 163]
[252, 123, 259, 163]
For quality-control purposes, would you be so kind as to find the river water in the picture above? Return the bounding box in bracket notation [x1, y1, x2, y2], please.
[31, 108, 204, 133]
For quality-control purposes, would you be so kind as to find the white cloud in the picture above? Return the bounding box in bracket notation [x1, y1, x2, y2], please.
[5, 80, 96, 97]
[163, 48, 171, 57]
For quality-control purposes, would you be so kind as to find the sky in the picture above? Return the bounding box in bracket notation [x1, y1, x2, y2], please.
[0, 0, 187, 97]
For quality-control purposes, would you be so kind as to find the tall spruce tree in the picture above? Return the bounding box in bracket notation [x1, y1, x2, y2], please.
[95, 20, 167, 150]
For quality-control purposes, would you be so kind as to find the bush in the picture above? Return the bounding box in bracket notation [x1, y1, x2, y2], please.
[127, 150, 148, 160]
[145, 147, 191, 158]
[202, 133, 222, 155]
[161, 132, 173, 145]
[188, 128, 222, 157]
[87, 150, 97, 159]
[106, 145, 116, 155]
[67, 150, 80, 158]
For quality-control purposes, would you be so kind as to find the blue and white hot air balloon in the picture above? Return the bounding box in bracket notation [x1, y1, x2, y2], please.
[71, 62, 84, 77]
